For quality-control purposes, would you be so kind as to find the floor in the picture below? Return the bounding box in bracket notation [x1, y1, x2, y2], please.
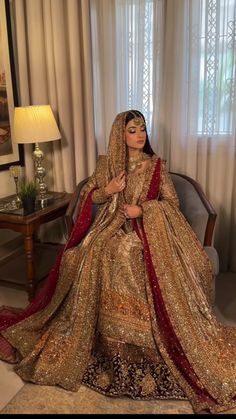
[0, 271, 236, 413]
[0, 286, 28, 411]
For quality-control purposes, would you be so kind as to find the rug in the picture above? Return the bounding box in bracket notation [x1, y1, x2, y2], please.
[1, 384, 194, 414]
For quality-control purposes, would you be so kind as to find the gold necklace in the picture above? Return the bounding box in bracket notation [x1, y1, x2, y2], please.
[127, 153, 147, 173]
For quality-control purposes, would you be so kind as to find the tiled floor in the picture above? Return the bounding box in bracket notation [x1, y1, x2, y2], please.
[0, 271, 236, 412]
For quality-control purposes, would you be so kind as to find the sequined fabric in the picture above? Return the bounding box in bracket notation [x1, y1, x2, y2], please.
[1, 111, 236, 414]
[82, 169, 186, 400]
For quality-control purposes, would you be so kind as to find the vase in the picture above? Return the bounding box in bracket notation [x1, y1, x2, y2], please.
[22, 197, 36, 215]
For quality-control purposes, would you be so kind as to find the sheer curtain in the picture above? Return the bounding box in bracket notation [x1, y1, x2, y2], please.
[154, 0, 236, 270]
[11, 0, 96, 193]
[90, 0, 164, 153]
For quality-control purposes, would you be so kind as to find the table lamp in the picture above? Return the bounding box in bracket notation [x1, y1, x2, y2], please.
[13, 105, 61, 206]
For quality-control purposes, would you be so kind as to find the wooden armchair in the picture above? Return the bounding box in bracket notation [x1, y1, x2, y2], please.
[65, 172, 219, 277]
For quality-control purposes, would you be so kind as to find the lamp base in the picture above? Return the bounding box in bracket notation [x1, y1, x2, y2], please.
[33, 143, 49, 206]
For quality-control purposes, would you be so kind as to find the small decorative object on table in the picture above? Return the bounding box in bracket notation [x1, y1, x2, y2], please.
[19, 180, 38, 215]
[9, 165, 22, 209]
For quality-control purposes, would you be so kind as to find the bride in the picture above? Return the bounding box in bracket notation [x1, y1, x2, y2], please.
[1, 110, 236, 414]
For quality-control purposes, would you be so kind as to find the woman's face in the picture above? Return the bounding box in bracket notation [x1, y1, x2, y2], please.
[125, 118, 147, 150]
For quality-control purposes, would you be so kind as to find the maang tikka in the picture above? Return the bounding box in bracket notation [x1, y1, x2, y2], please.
[129, 111, 145, 127]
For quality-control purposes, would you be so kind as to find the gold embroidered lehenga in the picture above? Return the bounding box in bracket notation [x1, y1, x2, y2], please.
[1, 111, 236, 414]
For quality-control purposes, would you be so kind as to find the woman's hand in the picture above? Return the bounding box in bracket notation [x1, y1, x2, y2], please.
[105, 171, 126, 195]
[120, 204, 143, 219]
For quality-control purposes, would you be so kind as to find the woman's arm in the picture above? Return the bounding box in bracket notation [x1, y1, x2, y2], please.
[122, 160, 179, 219]
[91, 156, 126, 204]
[92, 186, 113, 204]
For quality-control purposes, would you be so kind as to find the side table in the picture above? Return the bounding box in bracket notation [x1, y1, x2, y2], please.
[0, 191, 72, 301]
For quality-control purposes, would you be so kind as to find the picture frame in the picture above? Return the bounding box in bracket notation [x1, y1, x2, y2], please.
[0, 0, 24, 171]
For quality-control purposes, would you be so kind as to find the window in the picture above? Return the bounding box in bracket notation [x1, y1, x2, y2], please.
[198, 0, 236, 135]
[116, 0, 162, 134]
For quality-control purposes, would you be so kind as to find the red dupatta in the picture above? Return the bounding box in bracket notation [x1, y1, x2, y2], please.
[132, 158, 219, 411]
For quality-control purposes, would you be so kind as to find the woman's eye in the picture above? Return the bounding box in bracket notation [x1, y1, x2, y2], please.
[128, 130, 136, 134]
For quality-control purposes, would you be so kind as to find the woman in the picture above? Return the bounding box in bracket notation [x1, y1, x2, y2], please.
[0, 110, 236, 414]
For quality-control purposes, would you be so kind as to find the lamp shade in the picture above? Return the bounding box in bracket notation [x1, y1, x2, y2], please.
[13, 105, 61, 144]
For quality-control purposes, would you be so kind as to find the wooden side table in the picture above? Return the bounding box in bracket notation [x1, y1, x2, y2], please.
[0, 191, 71, 301]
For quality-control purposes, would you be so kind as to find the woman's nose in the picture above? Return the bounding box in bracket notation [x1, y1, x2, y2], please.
[138, 130, 145, 137]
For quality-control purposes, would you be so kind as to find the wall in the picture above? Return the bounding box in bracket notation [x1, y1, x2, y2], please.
[0, 169, 21, 246]
[0, 169, 15, 198]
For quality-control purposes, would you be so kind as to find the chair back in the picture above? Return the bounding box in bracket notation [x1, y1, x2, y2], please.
[170, 173, 216, 246]
[65, 173, 217, 247]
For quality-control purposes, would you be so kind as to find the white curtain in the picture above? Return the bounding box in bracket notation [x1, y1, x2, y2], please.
[11, 0, 96, 193]
[90, 0, 164, 153]
[154, 0, 236, 271]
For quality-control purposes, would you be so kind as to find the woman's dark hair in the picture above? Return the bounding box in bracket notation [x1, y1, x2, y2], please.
[125, 110, 155, 156]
